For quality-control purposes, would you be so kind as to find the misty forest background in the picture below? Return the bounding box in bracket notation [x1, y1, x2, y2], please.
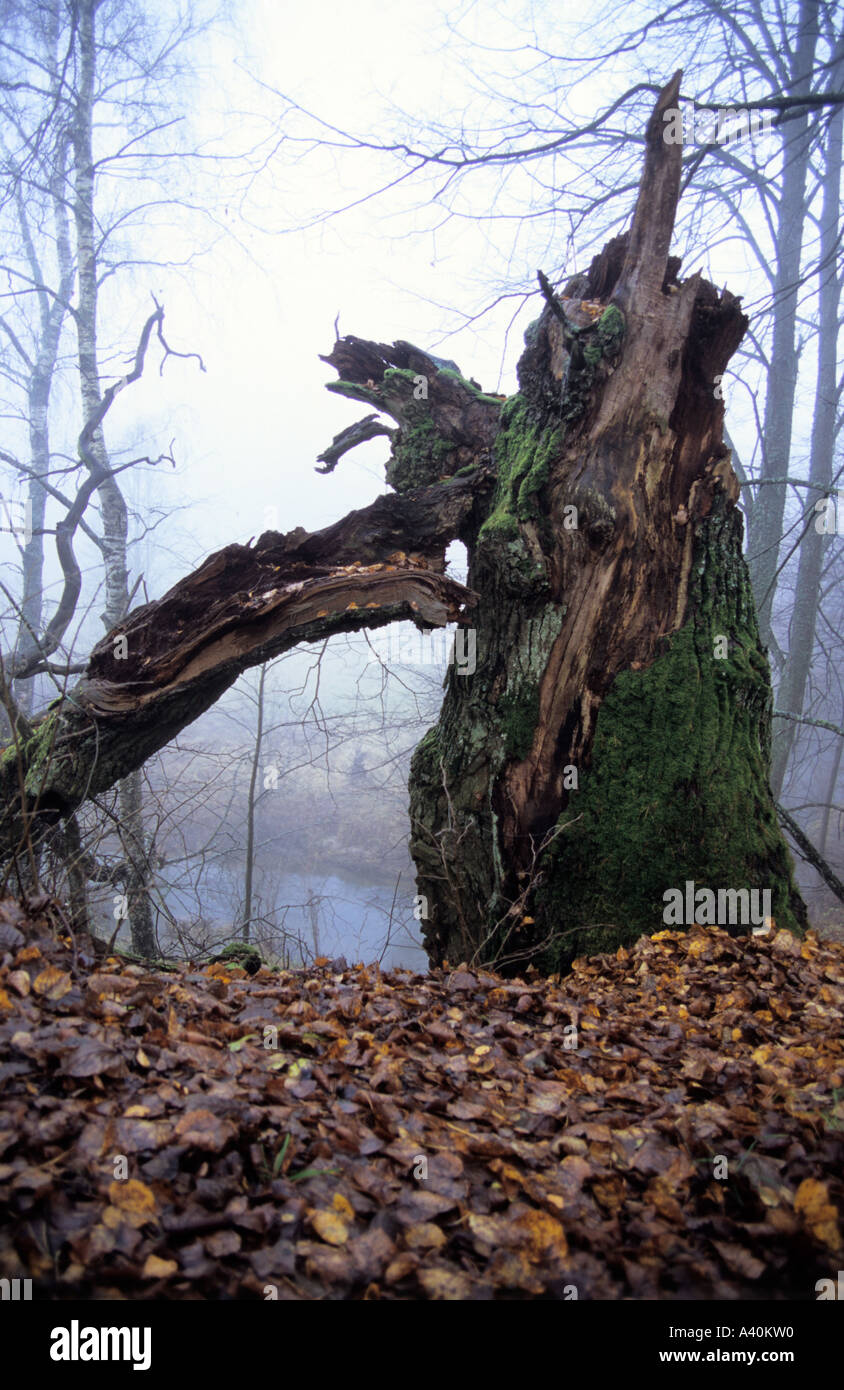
[0, 0, 841, 968]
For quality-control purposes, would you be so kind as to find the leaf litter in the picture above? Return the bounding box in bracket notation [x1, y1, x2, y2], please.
[0, 897, 841, 1300]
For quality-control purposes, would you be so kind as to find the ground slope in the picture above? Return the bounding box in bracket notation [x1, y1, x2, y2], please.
[0, 899, 841, 1300]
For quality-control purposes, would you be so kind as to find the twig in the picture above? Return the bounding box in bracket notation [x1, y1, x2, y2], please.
[773, 709, 843, 739]
[537, 269, 568, 325]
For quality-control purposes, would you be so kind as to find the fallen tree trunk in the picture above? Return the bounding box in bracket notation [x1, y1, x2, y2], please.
[0, 476, 482, 865]
[0, 74, 807, 964]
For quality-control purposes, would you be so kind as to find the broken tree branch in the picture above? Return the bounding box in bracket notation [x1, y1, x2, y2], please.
[776, 802, 844, 906]
[613, 69, 684, 318]
[0, 467, 483, 855]
[315, 413, 395, 474]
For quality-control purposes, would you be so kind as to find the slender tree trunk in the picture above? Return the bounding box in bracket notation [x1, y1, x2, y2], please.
[70, 0, 152, 954]
[60, 811, 89, 932]
[746, 0, 820, 648]
[819, 739, 842, 859]
[116, 772, 155, 955]
[770, 103, 842, 796]
[14, 371, 50, 717]
[13, 133, 74, 711]
[71, 0, 129, 613]
[242, 663, 267, 942]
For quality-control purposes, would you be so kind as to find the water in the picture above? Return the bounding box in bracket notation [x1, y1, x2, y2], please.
[146, 863, 426, 971]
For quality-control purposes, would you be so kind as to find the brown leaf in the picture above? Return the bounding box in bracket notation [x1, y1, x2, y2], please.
[417, 1267, 474, 1300]
[32, 965, 72, 1000]
[142, 1254, 179, 1279]
[404, 1222, 447, 1251]
[172, 1108, 236, 1153]
[108, 1179, 157, 1227]
[712, 1241, 765, 1280]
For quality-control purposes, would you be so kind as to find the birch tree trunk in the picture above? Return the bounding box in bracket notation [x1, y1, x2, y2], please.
[769, 104, 842, 796]
[70, 0, 153, 955]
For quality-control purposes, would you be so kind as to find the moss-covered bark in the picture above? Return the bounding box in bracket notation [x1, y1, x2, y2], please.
[410, 376, 806, 970]
[408, 75, 807, 970]
[535, 495, 806, 970]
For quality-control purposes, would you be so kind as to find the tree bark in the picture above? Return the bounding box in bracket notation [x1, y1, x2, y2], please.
[11, 129, 74, 713]
[407, 73, 807, 967]
[242, 663, 267, 942]
[70, 0, 151, 953]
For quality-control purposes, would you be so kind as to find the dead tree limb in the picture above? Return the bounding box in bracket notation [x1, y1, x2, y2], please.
[315, 414, 394, 473]
[0, 471, 483, 857]
[776, 802, 844, 906]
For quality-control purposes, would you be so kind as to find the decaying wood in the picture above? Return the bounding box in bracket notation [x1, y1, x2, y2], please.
[80, 471, 488, 714]
[0, 478, 481, 855]
[405, 72, 806, 966]
[315, 413, 394, 473]
[499, 184, 748, 855]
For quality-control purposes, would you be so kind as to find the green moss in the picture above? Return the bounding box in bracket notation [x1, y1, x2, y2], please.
[414, 725, 441, 763]
[560, 304, 626, 424]
[382, 368, 419, 383]
[478, 510, 521, 542]
[388, 412, 458, 492]
[434, 367, 504, 407]
[500, 682, 541, 760]
[215, 942, 263, 974]
[596, 303, 625, 349]
[536, 500, 805, 969]
[385, 367, 504, 492]
[479, 395, 561, 539]
[325, 379, 380, 404]
[327, 367, 502, 495]
[1, 711, 62, 798]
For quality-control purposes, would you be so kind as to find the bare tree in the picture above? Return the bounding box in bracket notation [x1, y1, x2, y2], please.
[0, 0, 216, 948]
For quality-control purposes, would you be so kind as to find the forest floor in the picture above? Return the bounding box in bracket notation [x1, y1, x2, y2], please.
[0, 897, 842, 1300]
